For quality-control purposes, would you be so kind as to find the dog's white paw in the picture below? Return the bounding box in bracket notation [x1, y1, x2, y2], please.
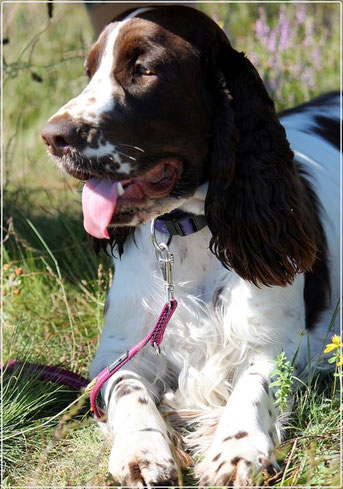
[197, 430, 278, 487]
[109, 430, 178, 487]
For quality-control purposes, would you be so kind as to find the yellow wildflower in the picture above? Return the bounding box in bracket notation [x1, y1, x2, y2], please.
[324, 334, 343, 353]
[337, 355, 343, 367]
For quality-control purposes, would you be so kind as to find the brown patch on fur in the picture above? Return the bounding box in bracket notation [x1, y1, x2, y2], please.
[221, 472, 235, 485]
[84, 28, 109, 78]
[223, 435, 232, 442]
[128, 462, 143, 485]
[139, 428, 164, 434]
[115, 384, 134, 399]
[212, 453, 221, 462]
[231, 456, 242, 465]
[138, 397, 148, 404]
[115, 381, 143, 399]
[235, 431, 248, 439]
[217, 461, 225, 472]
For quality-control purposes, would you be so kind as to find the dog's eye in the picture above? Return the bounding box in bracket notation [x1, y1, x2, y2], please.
[135, 64, 153, 76]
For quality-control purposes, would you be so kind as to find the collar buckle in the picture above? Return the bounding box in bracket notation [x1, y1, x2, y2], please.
[155, 211, 207, 237]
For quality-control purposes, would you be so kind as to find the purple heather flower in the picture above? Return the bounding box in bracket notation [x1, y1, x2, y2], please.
[255, 7, 270, 47]
[267, 28, 277, 52]
[296, 4, 307, 26]
[278, 6, 291, 51]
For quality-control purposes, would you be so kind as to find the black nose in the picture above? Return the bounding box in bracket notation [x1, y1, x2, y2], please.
[41, 118, 79, 157]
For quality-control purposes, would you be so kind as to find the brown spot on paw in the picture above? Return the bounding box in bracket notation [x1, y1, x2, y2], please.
[220, 472, 235, 485]
[128, 462, 144, 484]
[231, 456, 242, 465]
[223, 435, 232, 442]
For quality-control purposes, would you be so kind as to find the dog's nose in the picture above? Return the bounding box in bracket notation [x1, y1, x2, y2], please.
[41, 118, 79, 157]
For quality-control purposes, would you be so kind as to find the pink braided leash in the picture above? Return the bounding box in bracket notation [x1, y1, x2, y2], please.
[88, 299, 177, 419]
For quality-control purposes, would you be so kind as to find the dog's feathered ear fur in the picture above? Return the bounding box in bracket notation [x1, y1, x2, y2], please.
[205, 40, 317, 287]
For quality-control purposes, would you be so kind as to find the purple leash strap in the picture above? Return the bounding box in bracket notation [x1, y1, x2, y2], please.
[88, 299, 177, 418]
[2, 360, 88, 390]
[87, 219, 178, 419]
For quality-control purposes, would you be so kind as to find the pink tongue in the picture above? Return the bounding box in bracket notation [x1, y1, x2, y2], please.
[82, 178, 118, 239]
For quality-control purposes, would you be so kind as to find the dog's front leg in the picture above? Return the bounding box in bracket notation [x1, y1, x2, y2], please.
[196, 277, 307, 487]
[103, 369, 178, 487]
[197, 357, 280, 487]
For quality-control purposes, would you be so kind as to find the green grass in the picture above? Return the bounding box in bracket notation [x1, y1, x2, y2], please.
[3, 2, 341, 487]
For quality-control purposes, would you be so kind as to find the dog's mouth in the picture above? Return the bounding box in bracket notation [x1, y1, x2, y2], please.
[81, 159, 183, 239]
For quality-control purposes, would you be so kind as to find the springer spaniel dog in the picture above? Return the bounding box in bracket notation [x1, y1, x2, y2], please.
[42, 6, 340, 487]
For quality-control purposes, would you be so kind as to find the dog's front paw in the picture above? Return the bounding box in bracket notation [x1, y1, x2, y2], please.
[197, 430, 278, 487]
[109, 430, 178, 487]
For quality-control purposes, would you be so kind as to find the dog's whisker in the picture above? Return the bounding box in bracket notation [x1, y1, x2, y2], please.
[116, 151, 136, 162]
[116, 143, 145, 153]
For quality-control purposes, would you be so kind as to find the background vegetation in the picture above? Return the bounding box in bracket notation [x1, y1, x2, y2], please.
[2, 2, 341, 487]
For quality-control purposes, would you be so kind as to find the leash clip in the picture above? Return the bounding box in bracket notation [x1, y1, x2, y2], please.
[153, 341, 161, 356]
[151, 219, 175, 308]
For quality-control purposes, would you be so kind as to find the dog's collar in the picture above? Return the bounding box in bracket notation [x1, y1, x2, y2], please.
[154, 210, 207, 237]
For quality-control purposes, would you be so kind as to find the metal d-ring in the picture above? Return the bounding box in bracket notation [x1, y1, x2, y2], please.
[151, 219, 175, 308]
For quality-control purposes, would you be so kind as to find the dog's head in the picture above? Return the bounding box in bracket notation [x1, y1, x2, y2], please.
[42, 6, 317, 286]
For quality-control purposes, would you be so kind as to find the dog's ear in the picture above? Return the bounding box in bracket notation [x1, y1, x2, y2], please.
[205, 41, 317, 287]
